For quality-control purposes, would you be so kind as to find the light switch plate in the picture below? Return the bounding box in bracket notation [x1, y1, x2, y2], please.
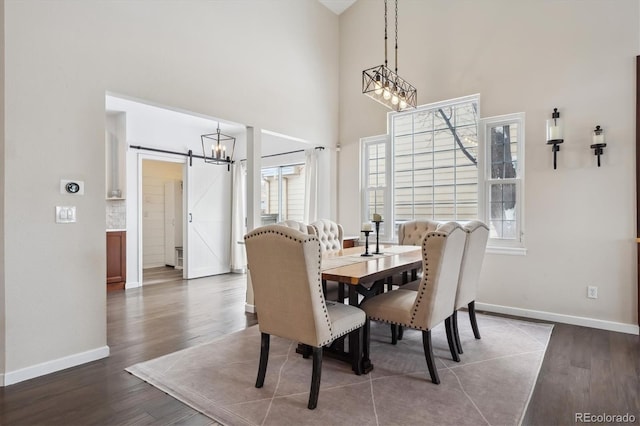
[60, 179, 84, 195]
[56, 206, 77, 223]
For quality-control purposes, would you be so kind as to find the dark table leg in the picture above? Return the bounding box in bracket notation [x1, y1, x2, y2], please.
[349, 284, 373, 374]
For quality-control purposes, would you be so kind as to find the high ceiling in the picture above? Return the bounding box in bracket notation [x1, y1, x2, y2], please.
[318, 0, 357, 15]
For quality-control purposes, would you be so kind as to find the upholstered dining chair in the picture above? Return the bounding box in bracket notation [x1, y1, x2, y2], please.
[244, 225, 366, 409]
[450, 220, 490, 354]
[309, 219, 344, 252]
[360, 222, 466, 384]
[309, 219, 345, 300]
[277, 219, 313, 234]
[390, 219, 443, 342]
[397, 219, 441, 283]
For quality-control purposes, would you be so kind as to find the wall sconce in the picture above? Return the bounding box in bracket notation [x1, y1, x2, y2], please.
[590, 125, 607, 167]
[546, 108, 564, 170]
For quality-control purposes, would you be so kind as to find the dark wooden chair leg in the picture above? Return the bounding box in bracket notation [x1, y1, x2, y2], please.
[402, 270, 408, 284]
[308, 347, 322, 409]
[398, 325, 404, 340]
[386, 276, 393, 292]
[338, 282, 345, 302]
[421, 330, 440, 384]
[361, 318, 373, 373]
[468, 301, 481, 339]
[322, 279, 327, 295]
[452, 310, 463, 354]
[390, 324, 398, 345]
[445, 316, 460, 362]
[256, 333, 270, 388]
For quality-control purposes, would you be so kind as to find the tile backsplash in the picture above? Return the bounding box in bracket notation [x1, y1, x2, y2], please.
[106, 199, 126, 229]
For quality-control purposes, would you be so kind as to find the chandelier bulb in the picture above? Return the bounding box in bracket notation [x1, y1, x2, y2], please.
[399, 99, 407, 109]
[383, 89, 391, 100]
[374, 73, 383, 95]
[391, 94, 399, 105]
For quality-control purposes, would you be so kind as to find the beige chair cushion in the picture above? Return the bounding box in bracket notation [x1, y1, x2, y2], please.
[362, 222, 466, 331]
[245, 225, 364, 347]
[401, 280, 420, 291]
[454, 220, 489, 310]
[310, 219, 344, 252]
[277, 220, 314, 234]
[397, 220, 441, 246]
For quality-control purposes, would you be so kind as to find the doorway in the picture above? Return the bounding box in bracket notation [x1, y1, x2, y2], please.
[141, 159, 185, 284]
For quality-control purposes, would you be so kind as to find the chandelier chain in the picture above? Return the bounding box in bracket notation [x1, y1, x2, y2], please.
[395, 0, 398, 73]
[361, 0, 417, 110]
[384, 0, 388, 68]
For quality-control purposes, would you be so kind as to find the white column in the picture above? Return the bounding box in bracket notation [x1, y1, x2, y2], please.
[244, 126, 262, 313]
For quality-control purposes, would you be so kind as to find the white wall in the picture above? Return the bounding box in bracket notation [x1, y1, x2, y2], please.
[3, 0, 339, 381]
[339, 0, 639, 329]
[0, 0, 5, 376]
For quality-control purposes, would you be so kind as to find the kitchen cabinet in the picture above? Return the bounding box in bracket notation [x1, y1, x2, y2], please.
[107, 231, 126, 291]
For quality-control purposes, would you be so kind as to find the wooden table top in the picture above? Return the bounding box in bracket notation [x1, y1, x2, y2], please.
[321, 244, 422, 285]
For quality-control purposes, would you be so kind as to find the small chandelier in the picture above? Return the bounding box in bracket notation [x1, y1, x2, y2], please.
[201, 123, 235, 170]
[362, 0, 417, 111]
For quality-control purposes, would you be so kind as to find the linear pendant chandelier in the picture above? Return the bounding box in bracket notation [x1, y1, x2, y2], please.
[362, 0, 417, 111]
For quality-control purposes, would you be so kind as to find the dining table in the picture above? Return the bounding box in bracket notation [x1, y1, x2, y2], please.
[297, 243, 423, 374]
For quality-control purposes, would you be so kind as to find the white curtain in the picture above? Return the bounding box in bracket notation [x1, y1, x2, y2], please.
[304, 148, 319, 224]
[230, 162, 247, 272]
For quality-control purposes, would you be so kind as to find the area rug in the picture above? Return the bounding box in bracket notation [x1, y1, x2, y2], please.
[126, 313, 553, 426]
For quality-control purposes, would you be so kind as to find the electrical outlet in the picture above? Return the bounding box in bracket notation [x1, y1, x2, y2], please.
[587, 286, 598, 299]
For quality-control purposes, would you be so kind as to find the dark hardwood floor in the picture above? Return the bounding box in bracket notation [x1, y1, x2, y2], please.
[0, 271, 637, 425]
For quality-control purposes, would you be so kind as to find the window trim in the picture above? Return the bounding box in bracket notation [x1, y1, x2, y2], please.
[479, 112, 526, 250]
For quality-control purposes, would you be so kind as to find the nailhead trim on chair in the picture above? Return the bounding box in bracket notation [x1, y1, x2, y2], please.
[409, 233, 438, 327]
[245, 226, 336, 342]
[366, 232, 441, 332]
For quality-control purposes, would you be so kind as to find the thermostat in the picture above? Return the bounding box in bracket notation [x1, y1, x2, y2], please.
[60, 179, 84, 195]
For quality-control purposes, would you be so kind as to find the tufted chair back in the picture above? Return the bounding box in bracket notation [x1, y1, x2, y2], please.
[309, 219, 344, 252]
[277, 220, 314, 235]
[454, 220, 490, 310]
[244, 225, 332, 347]
[410, 222, 467, 330]
[398, 220, 441, 246]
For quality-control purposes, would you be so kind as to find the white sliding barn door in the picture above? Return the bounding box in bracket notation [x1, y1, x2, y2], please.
[186, 161, 231, 279]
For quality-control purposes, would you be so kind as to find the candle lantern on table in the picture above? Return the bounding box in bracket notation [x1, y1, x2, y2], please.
[361, 222, 373, 257]
[372, 213, 383, 254]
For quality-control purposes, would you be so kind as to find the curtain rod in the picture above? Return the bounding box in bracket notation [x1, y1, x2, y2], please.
[240, 146, 325, 162]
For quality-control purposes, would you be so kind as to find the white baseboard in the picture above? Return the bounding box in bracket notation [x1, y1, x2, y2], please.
[245, 303, 256, 314]
[476, 302, 639, 335]
[2, 345, 110, 387]
[125, 281, 141, 289]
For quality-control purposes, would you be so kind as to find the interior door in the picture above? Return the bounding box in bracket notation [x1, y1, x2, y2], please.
[186, 161, 231, 279]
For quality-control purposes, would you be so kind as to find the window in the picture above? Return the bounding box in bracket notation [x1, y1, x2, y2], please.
[361, 94, 525, 253]
[480, 113, 525, 251]
[261, 164, 305, 225]
[391, 95, 480, 234]
[361, 135, 390, 239]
